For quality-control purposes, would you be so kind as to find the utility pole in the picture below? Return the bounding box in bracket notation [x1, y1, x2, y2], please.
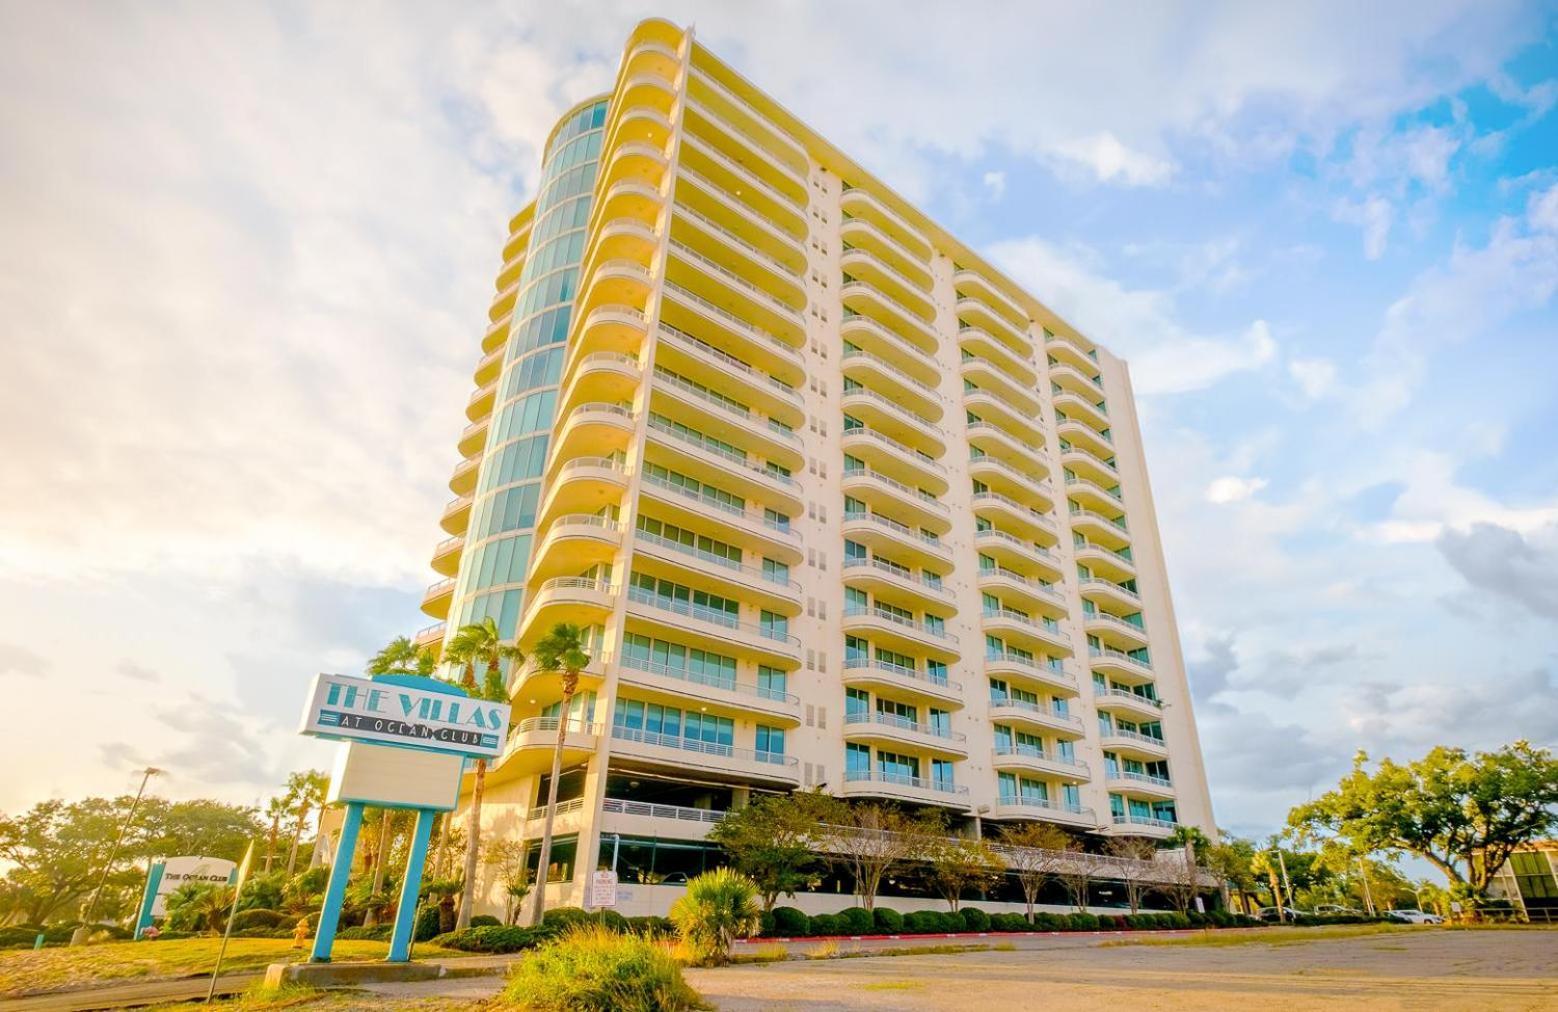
[73, 767, 163, 945]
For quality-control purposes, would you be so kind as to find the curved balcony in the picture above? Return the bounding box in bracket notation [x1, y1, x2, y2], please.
[579, 257, 655, 320]
[988, 696, 1083, 737]
[420, 578, 456, 620]
[649, 368, 803, 471]
[956, 298, 1029, 357]
[1105, 770, 1176, 801]
[518, 577, 616, 641]
[615, 71, 676, 120]
[654, 323, 803, 426]
[1061, 445, 1118, 485]
[528, 514, 624, 584]
[536, 456, 629, 527]
[844, 711, 967, 758]
[841, 282, 939, 357]
[465, 379, 497, 423]
[1052, 389, 1109, 430]
[1089, 645, 1155, 685]
[953, 269, 1030, 333]
[841, 384, 946, 458]
[841, 464, 951, 536]
[593, 179, 663, 232]
[960, 355, 1042, 415]
[977, 565, 1068, 618]
[473, 345, 505, 388]
[1109, 814, 1178, 838]
[840, 214, 932, 290]
[489, 278, 520, 323]
[550, 402, 635, 465]
[841, 426, 948, 496]
[967, 422, 1048, 481]
[622, 38, 680, 84]
[972, 492, 1058, 543]
[675, 165, 806, 272]
[1096, 687, 1164, 722]
[637, 471, 801, 564]
[644, 416, 802, 515]
[969, 454, 1055, 509]
[985, 650, 1078, 696]
[439, 494, 473, 536]
[491, 718, 602, 783]
[618, 656, 802, 727]
[666, 240, 805, 346]
[1078, 576, 1140, 612]
[963, 389, 1046, 446]
[573, 303, 648, 362]
[992, 746, 1090, 783]
[624, 587, 803, 669]
[1099, 729, 1169, 760]
[841, 346, 944, 422]
[842, 509, 953, 572]
[500, 216, 533, 265]
[958, 326, 1037, 386]
[585, 216, 658, 272]
[482, 313, 513, 354]
[842, 657, 963, 708]
[1057, 417, 1113, 457]
[670, 203, 804, 308]
[679, 133, 806, 239]
[1046, 329, 1099, 371]
[660, 280, 805, 387]
[1074, 541, 1135, 582]
[991, 796, 1096, 828]
[456, 416, 489, 459]
[981, 607, 1073, 657]
[1068, 507, 1130, 551]
[841, 768, 969, 809]
[610, 724, 800, 786]
[683, 97, 807, 208]
[1049, 362, 1106, 399]
[559, 352, 642, 417]
[1065, 476, 1124, 513]
[630, 528, 802, 617]
[685, 66, 808, 180]
[507, 656, 606, 701]
[430, 535, 465, 578]
[842, 604, 959, 661]
[413, 622, 445, 651]
[841, 247, 934, 321]
[839, 188, 931, 262]
[974, 528, 1063, 580]
[840, 312, 939, 387]
[842, 557, 955, 615]
[602, 107, 672, 170]
[1084, 610, 1150, 651]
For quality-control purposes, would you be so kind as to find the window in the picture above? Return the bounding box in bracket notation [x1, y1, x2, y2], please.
[846, 742, 871, 775]
[845, 688, 869, 719]
[931, 759, 955, 788]
[757, 666, 787, 699]
[760, 610, 788, 640]
[755, 725, 785, 759]
[877, 750, 919, 781]
[762, 558, 790, 584]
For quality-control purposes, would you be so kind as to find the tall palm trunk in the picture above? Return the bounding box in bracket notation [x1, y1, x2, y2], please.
[264, 813, 279, 873]
[527, 673, 577, 925]
[456, 760, 487, 929]
[286, 800, 312, 876]
[364, 810, 393, 927]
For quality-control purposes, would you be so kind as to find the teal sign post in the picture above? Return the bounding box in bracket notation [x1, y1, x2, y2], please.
[298, 673, 509, 963]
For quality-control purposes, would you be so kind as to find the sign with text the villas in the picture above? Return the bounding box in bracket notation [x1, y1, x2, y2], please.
[298, 672, 510, 760]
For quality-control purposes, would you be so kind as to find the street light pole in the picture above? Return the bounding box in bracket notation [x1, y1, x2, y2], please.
[72, 767, 163, 945]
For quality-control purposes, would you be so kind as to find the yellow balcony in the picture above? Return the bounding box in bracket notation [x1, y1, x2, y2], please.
[956, 298, 1029, 357]
[958, 342, 1040, 405]
[840, 463, 951, 536]
[527, 514, 624, 585]
[842, 557, 956, 617]
[465, 380, 497, 422]
[674, 166, 806, 272]
[585, 217, 658, 271]
[1098, 728, 1169, 760]
[984, 651, 1078, 696]
[969, 454, 1055, 510]
[1053, 389, 1109, 430]
[439, 495, 473, 536]
[972, 492, 1059, 544]
[841, 282, 939, 357]
[1084, 611, 1150, 651]
[482, 314, 513, 355]
[976, 565, 1068, 619]
[683, 97, 808, 207]
[609, 723, 801, 787]
[636, 469, 802, 565]
[536, 456, 629, 530]
[500, 222, 532, 265]
[989, 796, 1096, 829]
[982, 608, 1073, 657]
[413, 622, 445, 651]
[839, 188, 931, 262]
[1074, 542, 1136, 582]
[1096, 687, 1165, 723]
[624, 588, 802, 669]
[841, 603, 959, 662]
[623, 37, 680, 80]
[840, 214, 932, 290]
[840, 346, 945, 422]
[664, 241, 805, 345]
[574, 303, 649, 362]
[448, 454, 481, 496]
[842, 508, 954, 571]
[578, 258, 654, 324]
[988, 696, 1084, 737]
[430, 535, 464, 578]
[456, 417, 489, 459]
[629, 527, 803, 617]
[679, 133, 806, 239]
[617, 657, 802, 728]
[653, 323, 803, 426]
[660, 280, 805, 387]
[842, 657, 963, 708]
[643, 418, 802, 515]
[420, 578, 456, 620]
[1065, 476, 1124, 513]
[963, 388, 1046, 444]
[508, 655, 606, 701]
[1058, 417, 1112, 457]
[1089, 645, 1154, 686]
[843, 712, 968, 759]
[472, 346, 504, 388]
[648, 370, 803, 471]
[616, 71, 676, 120]
[489, 279, 520, 323]
[992, 747, 1090, 783]
[1061, 445, 1118, 485]
[489, 718, 602, 784]
[496, 251, 525, 293]
[1078, 576, 1140, 613]
[549, 402, 636, 466]
[603, 107, 673, 170]
[1105, 770, 1176, 802]
[517, 576, 616, 642]
[841, 383, 946, 459]
[670, 203, 804, 308]
[1049, 362, 1106, 399]
[840, 769, 970, 810]
[594, 179, 663, 233]
[974, 528, 1063, 580]
[840, 313, 939, 387]
[841, 247, 934, 321]
[1068, 508, 1130, 551]
[967, 421, 1048, 480]
[685, 65, 808, 180]
[841, 426, 949, 496]
[1045, 330, 1099, 372]
[559, 352, 641, 419]
[953, 269, 1030, 333]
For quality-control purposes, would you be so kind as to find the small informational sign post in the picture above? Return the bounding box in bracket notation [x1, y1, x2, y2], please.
[133, 856, 237, 939]
[590, 870, 619, 909]
[1194, 896, 1205, 914]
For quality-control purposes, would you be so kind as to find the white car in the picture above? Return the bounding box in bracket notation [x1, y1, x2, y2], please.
[1386, 909, 1443, 925]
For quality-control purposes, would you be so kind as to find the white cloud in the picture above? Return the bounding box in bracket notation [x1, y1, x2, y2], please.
[1529, 182, 1558, 233]
[981, 170, 1006, 200]
[1205, 476, 1270, 504]
[1288, 357, 1338, 399]
[1047, 132, 1175, 187]
[1333, 195, 1395, 259]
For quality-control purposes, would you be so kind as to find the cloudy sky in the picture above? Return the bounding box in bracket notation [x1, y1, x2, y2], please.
[1, 1, 1554, 841]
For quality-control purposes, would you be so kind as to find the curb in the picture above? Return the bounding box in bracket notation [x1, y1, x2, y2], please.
[734, 926, 1258, 945]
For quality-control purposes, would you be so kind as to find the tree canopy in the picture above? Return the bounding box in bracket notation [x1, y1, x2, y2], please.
[707, 790, 838, 912]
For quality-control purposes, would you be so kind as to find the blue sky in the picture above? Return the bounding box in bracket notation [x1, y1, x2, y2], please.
[0, 2, 1554, 845]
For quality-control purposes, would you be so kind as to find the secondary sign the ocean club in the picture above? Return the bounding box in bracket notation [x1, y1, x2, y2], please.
[298, 673, 510, 760]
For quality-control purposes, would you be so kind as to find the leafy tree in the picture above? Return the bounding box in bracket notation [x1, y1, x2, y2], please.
[821, 803, 936, 912]
[444, 616, 525, 929]
[707, 790, 839, 913]
[483, 839, 533, 924]
[238, 871, 285, 913]
[1054, 842, 1102, 912]
[1103, 836, 1158, 914]
[282, 771, 329, 875]
[137, 798, 261, 860]
[367, 635, 436, 677]
[262, 796, 290, 873]
[163, 881, 233, 933]
[922, 835, 1003, 912]
[1289, 742, 1558, 913]
[995, 822, 1074, 922]
[668, 868, 761, 966]
[1203, 834, 1261, 914]
[0, 798, 128, 923]
[525, 622, 589, 925]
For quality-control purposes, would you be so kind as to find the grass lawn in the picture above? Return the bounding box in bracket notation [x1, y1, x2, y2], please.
[0, 937, 464, 998]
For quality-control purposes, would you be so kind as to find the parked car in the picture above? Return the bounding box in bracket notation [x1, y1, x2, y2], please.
[1255, 906, 1307, 922]
[1386, 909, 1443, 924]
[1313, 904, 1362, 916]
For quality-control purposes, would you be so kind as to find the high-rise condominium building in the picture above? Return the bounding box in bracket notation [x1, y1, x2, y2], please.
[416, 18, 1215, 917]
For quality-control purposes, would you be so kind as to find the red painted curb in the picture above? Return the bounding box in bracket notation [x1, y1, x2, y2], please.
[734, 926, 1252, 945]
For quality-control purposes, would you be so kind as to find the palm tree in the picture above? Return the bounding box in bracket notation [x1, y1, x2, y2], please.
[262, 796, 289, 873]
[283, 770, 329, 875]
[367, 635, 435, 677]
[444, 617, 524, 929]
[526, 622, 591, 925]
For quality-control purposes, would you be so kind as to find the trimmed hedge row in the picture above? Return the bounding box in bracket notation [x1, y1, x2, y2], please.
[430, 908, 678, 954]
[760, 906, 1260, 936]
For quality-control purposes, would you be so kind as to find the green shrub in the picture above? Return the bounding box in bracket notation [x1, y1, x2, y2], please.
[768, 907, 808, 936]
[901, 910, 943, 934]
[592, 909, 629, 933]
[958, 907, 990, 932]
[627, 915, 675, 936]
[807, 913, 841, 936]
[989, 912, 1027, 932]
[432, 925, 551, 953]
[1031, 912, 1062, 931]
[1101, 914, 1128, 931]
[336, 924, 393, 941]
[471, 914, 501, 928]
[1068, 913, 1100, 931]
[229, 908, 284, 932]
[414, 905, 442, 942]
[870, 907, 903, 934]
[837, 907, 872, 935]
[668, 868, 761, 967]
[1169, 912, 1191, 929]
[501, 924, 706, 1011]
[542, 907, 593, 930]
